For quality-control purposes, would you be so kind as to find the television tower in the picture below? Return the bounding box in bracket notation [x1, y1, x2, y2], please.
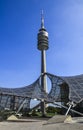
[37, 11, 49, 116]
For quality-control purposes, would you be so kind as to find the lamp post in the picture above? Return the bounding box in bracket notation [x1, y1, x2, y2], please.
[37, 11, 49, 116]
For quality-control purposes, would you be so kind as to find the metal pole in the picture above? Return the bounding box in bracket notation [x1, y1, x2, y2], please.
[65, 104, 72, 116]
[53, 102, 83, 116]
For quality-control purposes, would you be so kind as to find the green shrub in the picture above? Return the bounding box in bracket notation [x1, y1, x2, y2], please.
[46, 106, 62, 114]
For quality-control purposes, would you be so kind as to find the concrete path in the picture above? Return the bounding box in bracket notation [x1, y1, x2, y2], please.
[0, 117, 83, 130]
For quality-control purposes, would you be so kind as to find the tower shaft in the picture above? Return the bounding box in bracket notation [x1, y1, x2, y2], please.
[41, 50, 46, 79]
[41, 50, 47, 116]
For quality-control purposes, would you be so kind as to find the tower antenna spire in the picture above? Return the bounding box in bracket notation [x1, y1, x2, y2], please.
[41, 10, 44, 28]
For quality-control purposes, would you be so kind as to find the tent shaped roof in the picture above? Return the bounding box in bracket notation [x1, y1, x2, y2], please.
[0, 73, 83, 104]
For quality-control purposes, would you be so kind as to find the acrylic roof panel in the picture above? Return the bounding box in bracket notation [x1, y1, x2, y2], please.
[0, 73, 83, 104]
[47, 73, 83, 103]
[0, 78, 40, 98]
[0, 78, 47, 100]
[62, 74, 83, 103]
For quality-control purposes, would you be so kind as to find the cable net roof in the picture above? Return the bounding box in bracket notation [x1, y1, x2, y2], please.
[47, 73, 83, 104]
[0, 73, 83, 105]
[0, 78, 47, 100]
[62, 74, 83, 103]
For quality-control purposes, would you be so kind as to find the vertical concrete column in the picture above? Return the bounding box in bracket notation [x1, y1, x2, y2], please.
[41, 50, 47, 116]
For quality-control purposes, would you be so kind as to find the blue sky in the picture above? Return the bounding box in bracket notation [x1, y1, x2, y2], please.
[0, 0, 83, 88]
